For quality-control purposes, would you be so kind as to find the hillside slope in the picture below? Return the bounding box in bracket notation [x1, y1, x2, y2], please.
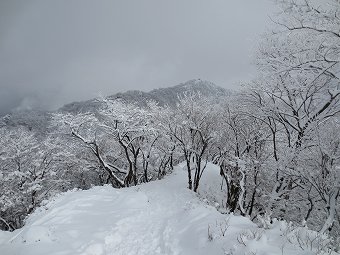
[59, 79, 230, 113]
[0, 164, 336, 255]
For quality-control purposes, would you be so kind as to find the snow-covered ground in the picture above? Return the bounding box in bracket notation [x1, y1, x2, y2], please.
[0, 163, 337, 255]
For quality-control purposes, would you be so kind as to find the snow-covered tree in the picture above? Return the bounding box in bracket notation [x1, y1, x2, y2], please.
[158, 94, 218, 192]
[53, 99, 168, 188]
[0, 127, 64, 230]
[256, 0, 339, 148]
[211, 98, 270, 217]
[247, 0, 340, 235]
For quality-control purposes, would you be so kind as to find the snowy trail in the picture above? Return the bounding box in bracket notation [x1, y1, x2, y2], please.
[0, 164, 337, 255]
[1, 165, 227, 255]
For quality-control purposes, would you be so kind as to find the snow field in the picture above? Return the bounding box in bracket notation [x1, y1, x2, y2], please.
[0, 163, 338, 255]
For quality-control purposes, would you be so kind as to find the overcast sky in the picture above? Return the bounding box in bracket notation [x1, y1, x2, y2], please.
[0, 0, 276, 115]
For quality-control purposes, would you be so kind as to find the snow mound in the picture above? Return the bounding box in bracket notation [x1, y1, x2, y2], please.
[0, 163, 338, 255]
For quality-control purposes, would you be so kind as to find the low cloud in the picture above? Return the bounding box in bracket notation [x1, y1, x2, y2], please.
[0, 0, 276, 115]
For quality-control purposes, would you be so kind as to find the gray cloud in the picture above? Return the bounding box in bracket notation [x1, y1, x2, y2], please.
[0, 0, 276, 115]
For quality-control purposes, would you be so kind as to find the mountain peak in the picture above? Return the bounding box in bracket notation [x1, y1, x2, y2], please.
[172, 79, 223, 92]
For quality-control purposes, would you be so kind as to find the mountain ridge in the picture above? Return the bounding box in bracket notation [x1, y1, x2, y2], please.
[59, 79, 231, 113]
[1, 79, 231, 132]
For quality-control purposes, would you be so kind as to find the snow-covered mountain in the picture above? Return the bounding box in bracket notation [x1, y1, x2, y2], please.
[0, 163, 331, 255]
[1, 79, 230, 133]
[60, 79, 231, 113]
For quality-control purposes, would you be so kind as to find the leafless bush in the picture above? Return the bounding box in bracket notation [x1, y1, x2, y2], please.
[282, 224, 334, 255]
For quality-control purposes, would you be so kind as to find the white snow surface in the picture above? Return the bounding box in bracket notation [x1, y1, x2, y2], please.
[0, 163, 338, 255]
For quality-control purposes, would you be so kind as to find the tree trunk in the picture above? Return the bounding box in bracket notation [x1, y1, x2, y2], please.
[185, 151, 192, 190]
[320, 190, 339, 233]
